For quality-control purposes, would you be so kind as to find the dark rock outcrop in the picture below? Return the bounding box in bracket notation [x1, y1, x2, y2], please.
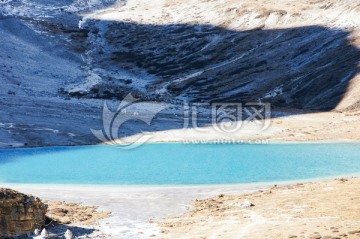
[0, 188, 47, 238]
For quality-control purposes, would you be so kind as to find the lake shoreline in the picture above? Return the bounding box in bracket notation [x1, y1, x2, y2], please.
[0, 181, 274, 238]
[1, 176, 359, 238]
[1, 111, 360, 150]
[0, 139, 360, 150]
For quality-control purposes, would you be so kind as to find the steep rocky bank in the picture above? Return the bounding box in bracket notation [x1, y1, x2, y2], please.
[0, 188, 47, 238]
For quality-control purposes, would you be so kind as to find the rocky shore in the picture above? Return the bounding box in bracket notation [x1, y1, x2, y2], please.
[2, 177, 360, 238]
[0, 188, 110, 239]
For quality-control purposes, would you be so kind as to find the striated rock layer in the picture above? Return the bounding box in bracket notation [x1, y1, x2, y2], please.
[0, 188, 47, 238]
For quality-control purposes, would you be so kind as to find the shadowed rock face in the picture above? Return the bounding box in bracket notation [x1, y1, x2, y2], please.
[0, 0, 359, 148]
[82, 22, 359, 110]
[1, 0, 359, 112]
[0, 189, 47, 238]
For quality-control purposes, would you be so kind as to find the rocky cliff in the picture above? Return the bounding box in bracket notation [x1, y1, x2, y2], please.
[0, 188, 47, 238]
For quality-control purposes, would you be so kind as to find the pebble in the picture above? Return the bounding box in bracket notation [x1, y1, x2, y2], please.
[239, 200, 255, 208]
[65, 229, 75, 239]
[34, 229, 40, 236]
[309, 234, 321, 239]
[349, 229, 360, 234]
[40, 228, 49, 238]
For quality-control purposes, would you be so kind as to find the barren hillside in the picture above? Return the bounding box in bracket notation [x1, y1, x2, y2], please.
[0, 0, 359, 147]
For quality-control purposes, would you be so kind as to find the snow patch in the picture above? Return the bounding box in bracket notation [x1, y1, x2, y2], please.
[68, 71, 102, 93]
[201, 34, 222, 51]
[264, 86, 283, 99]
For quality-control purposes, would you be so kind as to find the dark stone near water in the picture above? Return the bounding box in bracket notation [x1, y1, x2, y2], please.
[0, 188, 47, 238]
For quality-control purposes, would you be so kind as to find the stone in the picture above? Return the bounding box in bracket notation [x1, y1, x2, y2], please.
[240, 200, 255, 208]
[65, 229, 75, 239]
[0, 188, 47, 238]
[41, 228, 49, 238]
[34, 228, 40, 236]
[309, 234, 321, 239]
[50, 208, 68, 217]
[349, 229, 360, 234]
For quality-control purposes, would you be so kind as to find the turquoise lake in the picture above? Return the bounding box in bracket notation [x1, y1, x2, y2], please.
[0, 143, 359, 185]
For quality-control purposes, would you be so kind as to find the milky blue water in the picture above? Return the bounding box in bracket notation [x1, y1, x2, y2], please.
[0, 143, 359, 185]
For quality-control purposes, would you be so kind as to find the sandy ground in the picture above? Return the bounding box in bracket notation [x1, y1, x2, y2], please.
[158, 177, 360, 239]
[121, 110, 360, 144]
[94, 0, 360, 30]
[0, 183, 271, 238]
[4, 177, 360, 239]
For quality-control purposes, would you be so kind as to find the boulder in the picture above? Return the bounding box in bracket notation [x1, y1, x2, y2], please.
[0, 188, 47, 238]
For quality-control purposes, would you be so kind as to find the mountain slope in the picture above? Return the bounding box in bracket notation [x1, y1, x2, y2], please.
[0, 0, 359, 147]
[69, 0, 360, 110]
